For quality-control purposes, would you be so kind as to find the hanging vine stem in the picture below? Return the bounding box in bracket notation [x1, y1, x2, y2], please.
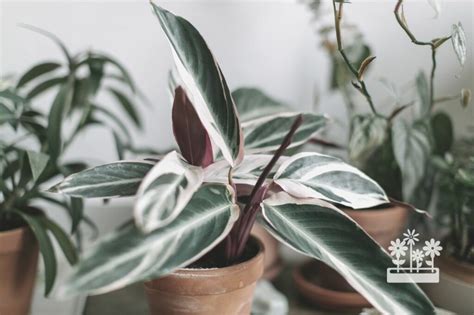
[331, 0, 377, 115]
[394, 0, 451, 110]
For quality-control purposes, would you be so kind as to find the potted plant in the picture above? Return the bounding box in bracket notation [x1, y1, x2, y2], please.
[292, 0, 471, 310]
[0, 28, 142, 315]
[49, 3, 436, 314]
[421, 150, 474, 314]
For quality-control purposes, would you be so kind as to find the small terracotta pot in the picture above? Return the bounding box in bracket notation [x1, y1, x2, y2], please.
[0, 226, 39, 315]
[144, 237, 264, 315]
[421, 255, 474, 315]
[251, 224, 282, 280]
[343, 203, 409, 249]
[293, 260, 370, 311]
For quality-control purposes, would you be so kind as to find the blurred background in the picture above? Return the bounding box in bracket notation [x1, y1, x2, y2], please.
[1, 0, 473, 240]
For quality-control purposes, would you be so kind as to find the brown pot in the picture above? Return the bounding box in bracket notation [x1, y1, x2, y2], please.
[251, 224, 282, 280]
[0, 226, 39, 315]
[294, 203, 409, 309]
[293, 260, 370, 311]
[144, 237, 264, 315]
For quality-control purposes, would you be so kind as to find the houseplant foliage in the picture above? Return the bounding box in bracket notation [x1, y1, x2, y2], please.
[306, 0, 470, 206]
[0, 28, 143, 296]
[50, 4, 435, 313]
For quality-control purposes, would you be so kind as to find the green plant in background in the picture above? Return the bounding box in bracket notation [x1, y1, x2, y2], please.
[48, 4, 436, 313]
[0, 27, 144, 295]
[432, 146, 474, 264]
[304, 0, 471, 206]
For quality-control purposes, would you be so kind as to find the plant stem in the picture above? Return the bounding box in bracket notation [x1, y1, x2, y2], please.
[331, 0, 377, 115]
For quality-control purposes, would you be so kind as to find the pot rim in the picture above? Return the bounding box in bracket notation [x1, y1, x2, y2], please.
[144, 236, 265, 295]
[293, 260, 370, 308]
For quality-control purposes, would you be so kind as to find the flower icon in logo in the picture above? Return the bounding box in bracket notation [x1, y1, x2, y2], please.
[423, 238, 443, 272]
[403, 229, 419, 271]
[389, 238, 408, 257]
[411, 249, 425, 272]
[388, 238, 407, 271]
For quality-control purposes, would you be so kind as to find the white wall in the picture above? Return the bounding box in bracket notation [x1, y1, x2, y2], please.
[1, 0, 473, 233]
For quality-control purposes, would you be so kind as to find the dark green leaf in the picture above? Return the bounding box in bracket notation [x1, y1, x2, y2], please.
[27, 77, 67, 99]
[16, 62, 61, 89]
[431, 112, 453, 155]
[13, 210, 57, 296]
[69, 198, 83, 234]
[108, 88, 141, 128]
[42, 217, 78, 265]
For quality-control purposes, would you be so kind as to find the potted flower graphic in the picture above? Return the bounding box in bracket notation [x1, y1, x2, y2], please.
[387, 229, 441, 283]
[423, 239, 443, 273]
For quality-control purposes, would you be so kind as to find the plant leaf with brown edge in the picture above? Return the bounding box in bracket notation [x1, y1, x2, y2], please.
[172, 86, 213, 167]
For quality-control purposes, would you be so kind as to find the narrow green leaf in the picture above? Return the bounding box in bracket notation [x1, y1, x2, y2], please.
[261, 192, 435, 314]
[47, 78, 74, 160]
[59, 184, 238, 296]
[27, 76, 67, 99]
[42, 217, 78, 265]
[108, 88, 141, 128]
[13, 211, 57, 296]
[26, 151, 49, 182]
[16, 62, 61, 89]
[49, 161, 154, 198]
[69, 197, 83, 234]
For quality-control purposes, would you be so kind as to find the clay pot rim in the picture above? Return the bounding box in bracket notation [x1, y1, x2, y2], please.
[144, 236, 265, 295]
[293, 260, 370, 309]
[0, 224, 29, 237]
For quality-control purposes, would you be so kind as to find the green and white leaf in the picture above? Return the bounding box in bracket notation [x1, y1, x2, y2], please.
[49, 161, 154, 198]
[27, 151, 49, 182]
[392, 120, 432, 200]
[451, 22, 467, 67]
[260, 192, 435, 314]
[427, 0, 441, 18]
[134, 151, 203, 233]
[58, 184, 239, 296]
[151, 4, 243, 166]
[204, 154, 287, 186]
[242, 113, 327, 154]
[232, 87, 290, 122]
[416, 71, 430, 117]
[348, 114, 388, 166]
[274, 152, 388, 209]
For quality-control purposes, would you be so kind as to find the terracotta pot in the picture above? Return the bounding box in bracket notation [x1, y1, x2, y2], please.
[251, 224, 282, 280]
[421, 255, 474, 315]
[293, 260, 370, 311]
[0, 226, 39, 315]
[343, 203, 409, 249]
[144, 237, 264, 315]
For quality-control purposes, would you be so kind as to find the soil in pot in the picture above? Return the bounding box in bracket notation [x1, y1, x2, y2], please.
[421, 255, 474, 315]
[0, 223, 39, 315]
[293, 260, 370, 311]
[144, 236, 264, 315]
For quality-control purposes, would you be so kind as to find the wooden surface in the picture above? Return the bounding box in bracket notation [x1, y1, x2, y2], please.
[83, 266, 362, 315]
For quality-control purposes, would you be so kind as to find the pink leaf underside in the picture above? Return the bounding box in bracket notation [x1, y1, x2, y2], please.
[172, 86, 213, 167]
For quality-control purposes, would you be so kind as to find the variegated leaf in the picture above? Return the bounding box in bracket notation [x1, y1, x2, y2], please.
[232, 87, 290, 122]
[204, 154, 287, 186]
[134, 151, 203, 233]
[58, 183, 239, 296]
[49, 161, 154, 198]
[273, 152, 388, 209]
[452, 22, 467, 67]
[260, 192, 435, 314]
[392, 120, 432, 201]
[242, 113, 327, 154]
[151, 4, 243, 166]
